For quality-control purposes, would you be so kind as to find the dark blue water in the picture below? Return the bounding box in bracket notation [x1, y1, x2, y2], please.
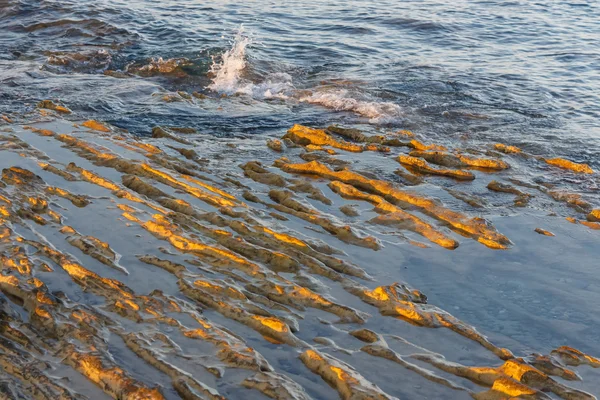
[1, 0, 599, 166]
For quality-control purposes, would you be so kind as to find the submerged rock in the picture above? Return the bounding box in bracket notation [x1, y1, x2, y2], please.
[545, 158, 593, 174]
[340, 204, 359, 217]
[398, 155, 475, 180]
[127, 57, 191, 77]
[267, 138, 284, 152]
[534, 228, 554, 237]
[37, 100, 71, 114]
[300, 349, 396, 400]
[494, 143, 521, 154]
[82, 120, 110, 132]
[587, 209, 600, 222]
[0, 118, 598, 399]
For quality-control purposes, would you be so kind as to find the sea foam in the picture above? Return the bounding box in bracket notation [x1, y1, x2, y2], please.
[208, 27, 252, 95]
[298, 89, 402, 123]
[209, 28, 401, 122]
[208, 27, 294, 99]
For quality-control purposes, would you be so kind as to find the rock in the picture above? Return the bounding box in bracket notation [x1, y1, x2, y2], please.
[82, 120, 110, 132]
[340, 204, 359, 217]
[267, 139, 284, 152]
[545, 158, 593, 174]
[38, 100, 71, 114]
[534, 228, 554, 237]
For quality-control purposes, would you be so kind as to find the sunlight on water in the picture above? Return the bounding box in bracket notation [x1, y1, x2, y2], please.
[0, 1, 600, 398]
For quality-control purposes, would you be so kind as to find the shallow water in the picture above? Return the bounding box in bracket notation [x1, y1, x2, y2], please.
[1, 1, 600, 399]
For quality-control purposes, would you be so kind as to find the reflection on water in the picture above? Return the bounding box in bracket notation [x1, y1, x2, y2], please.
[1, 0, 600, 398]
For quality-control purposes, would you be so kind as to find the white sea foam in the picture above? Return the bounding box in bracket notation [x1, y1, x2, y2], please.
[208, 27, 294, 99]
[299, 89, 402, 123]
[235, 72, 295, 99]
[209, 28, 401, 122]
[208, 27, 252, 95]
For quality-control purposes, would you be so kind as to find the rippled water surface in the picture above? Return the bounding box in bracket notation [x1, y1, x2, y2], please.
[2, 1, 600, 399]
[2, 0, 599, 153]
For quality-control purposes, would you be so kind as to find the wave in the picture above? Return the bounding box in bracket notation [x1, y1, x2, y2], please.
[208, 27, 400, 122]
[207, 27, 253, 95]
[208, 27, 295, 99]
[299, 89, 402, 122]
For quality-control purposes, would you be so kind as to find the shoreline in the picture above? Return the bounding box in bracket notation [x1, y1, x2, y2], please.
[0, 107, 599, 398]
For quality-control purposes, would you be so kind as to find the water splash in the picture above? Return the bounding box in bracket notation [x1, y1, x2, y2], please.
[299, 89, 402, 123]
[206, 28, 400, 121]
[208, 27, 253, 95]
[207, 27, 400, 122]
[208, 27, 294, 99]
[246, 72, 295, 99]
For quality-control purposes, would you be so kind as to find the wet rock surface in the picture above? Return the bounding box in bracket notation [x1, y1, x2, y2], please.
[0, 118, 598, 400]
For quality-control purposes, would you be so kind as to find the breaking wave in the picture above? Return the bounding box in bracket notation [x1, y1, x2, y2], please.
[208, 27, 294, 99]
[207, 27, 253, 94]
[208, 27, 401, 122]
[298, 89, 402, 123]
